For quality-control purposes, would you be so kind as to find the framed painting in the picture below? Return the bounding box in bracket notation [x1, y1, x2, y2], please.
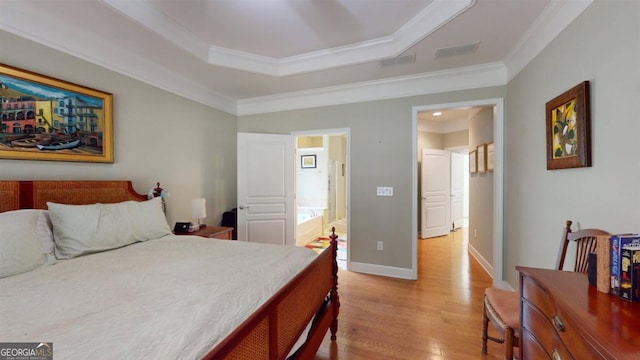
[545, 81, 590, 170]
[469, 150, 477, 174]
[0, 64, 113, 163]
[477, 144, 486, 173]
[486, 142, 495, 172]
[301, 154, 316, 169]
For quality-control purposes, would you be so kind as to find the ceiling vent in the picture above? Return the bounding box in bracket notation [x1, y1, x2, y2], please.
[434, 42, 480, 59]
[379, 54, 416, 68]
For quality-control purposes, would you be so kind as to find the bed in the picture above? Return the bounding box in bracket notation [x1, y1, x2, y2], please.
[0, 180, 339, 359]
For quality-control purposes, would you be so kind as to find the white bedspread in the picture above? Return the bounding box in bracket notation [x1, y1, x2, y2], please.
[0, 236, 316, 359]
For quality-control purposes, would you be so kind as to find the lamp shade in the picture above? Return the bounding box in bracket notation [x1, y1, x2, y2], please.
[191, 198, 207, 220]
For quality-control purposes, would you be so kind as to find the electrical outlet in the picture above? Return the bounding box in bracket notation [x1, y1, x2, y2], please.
[377, 241, 383, 250]
[474, 229, 477, 239]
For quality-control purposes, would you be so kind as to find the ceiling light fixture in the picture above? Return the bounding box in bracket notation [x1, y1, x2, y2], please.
[433, 112, 442, 116]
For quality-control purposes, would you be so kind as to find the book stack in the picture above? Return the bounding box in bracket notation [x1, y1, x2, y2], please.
[608, 234, 640, 301]
[620, 245, 640, 301]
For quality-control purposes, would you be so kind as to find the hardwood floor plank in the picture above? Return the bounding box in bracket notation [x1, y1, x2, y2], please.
[314, 228, 505, 359]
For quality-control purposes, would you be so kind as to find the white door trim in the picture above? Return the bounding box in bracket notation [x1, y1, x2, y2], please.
[412, 98, 504, 287]
[292, 128, 351, 270]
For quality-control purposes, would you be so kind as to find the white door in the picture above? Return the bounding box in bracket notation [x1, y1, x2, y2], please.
[237, 133, 294, 245]
[421, 149, 451, 238]
[450, 152, 464, 230]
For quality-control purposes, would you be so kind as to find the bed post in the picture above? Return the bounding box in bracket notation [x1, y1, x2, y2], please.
[329, 226, 339, 340]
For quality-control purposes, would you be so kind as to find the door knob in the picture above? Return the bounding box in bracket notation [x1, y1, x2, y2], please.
[239, 205, 245, 210]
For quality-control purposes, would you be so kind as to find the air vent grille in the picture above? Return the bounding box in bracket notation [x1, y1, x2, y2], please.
[435, 42, 480, 59]
[379, 54, 416, 67]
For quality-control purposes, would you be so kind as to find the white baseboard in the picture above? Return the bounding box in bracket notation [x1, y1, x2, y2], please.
[467, 242, 515, 291]
[349, 261, 415, 280]
[467, 242, 493, 279]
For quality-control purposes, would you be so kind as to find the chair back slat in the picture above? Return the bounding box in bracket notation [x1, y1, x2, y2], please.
[557, 221, 610, 273]
[574, 236, 597, 273]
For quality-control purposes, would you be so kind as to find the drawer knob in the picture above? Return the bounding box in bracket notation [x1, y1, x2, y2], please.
[552, 349, 563, 360]
[553, 314, 565, 332]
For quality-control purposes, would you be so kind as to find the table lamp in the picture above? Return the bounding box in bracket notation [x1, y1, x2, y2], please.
[191, 198, 207, 229]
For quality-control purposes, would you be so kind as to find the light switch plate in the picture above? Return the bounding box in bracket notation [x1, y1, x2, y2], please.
[376, 186, 393, 196]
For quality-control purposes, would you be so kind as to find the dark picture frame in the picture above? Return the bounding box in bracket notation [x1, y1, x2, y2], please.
[301, 154, 316, 169]
[0, 63, 113, 163]
[545, 81, 591, 170]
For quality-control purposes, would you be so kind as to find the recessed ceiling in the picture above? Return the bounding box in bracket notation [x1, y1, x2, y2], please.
[0, 0, 593, 115]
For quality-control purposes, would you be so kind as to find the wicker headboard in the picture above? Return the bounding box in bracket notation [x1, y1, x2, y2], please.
[0, 180, 147, 213]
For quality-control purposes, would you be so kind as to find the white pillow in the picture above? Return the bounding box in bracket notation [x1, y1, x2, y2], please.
[0, 209, 48, 278]
[36, 210, 56, 257]
[48, 197, 172, 259]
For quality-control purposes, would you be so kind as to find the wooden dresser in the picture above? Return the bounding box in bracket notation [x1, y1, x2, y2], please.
[517, 267, 640, 360]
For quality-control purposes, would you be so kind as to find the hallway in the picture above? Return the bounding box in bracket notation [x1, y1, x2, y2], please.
[315, 229, 504, 359]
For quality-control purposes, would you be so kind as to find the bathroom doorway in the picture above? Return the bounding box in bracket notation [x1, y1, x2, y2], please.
[293, 128, 350, 270]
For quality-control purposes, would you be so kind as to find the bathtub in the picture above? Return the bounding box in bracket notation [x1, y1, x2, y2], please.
[296, 209, 324, 246]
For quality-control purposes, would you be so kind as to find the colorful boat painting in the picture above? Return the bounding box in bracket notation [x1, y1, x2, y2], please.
[37, 139, 80, 151]
[11, 135, 53, 148]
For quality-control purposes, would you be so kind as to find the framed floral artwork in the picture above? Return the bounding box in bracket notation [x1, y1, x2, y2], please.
[545, 81, 590, 170]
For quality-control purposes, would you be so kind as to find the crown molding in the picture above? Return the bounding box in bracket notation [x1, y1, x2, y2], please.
[0, 1, 237, 115]
[102, 0, 210, 62]
[104, 0, 475, 77]
[504, 0, 593, 81]
[237, 62, 507, 116]
[1, 0, 591, 117]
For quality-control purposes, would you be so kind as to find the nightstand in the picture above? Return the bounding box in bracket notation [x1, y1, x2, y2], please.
[176, 226, 234, 240]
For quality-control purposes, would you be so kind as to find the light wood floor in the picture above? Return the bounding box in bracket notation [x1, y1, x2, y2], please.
[314, 228, 505, 359]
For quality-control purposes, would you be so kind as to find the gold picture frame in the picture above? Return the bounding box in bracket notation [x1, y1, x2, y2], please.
[477, 144, 486, 173]
[0, 63, 113, 163]
[469, 149, 477, 174]
[545, 81, 590, 170]
[486, 142, 495, 172]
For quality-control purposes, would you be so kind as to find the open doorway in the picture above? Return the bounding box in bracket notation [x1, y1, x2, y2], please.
[412, 99, 504, 285]
[293, 129, 350, 270]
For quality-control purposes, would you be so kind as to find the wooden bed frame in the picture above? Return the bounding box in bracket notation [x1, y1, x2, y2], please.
[0, 180, 339, 359]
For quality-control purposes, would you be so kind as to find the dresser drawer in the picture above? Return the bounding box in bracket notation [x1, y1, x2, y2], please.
[522, 299, 574, 360]
[552, 307, 603, 360]
[518, 267, 640, 360]
[520, 270, 608, 360]
[522, 275, 556, 319]
[521, 328, 575, 360]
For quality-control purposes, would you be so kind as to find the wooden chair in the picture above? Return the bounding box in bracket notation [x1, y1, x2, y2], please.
[481, 220, 609, 359]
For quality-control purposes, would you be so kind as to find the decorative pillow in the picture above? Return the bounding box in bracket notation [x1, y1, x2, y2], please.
[36, 210, 56, 258]
[0, 209, 48, 278]
[48, 197, 172, 259]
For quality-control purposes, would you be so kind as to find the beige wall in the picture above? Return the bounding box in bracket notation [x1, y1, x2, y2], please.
[0, 31, 238, 226]
[468, 108, 494, 264]
[418, 131, 444, 152]
[504, 1, 640, 286]
[444, 129, 469, 149]
[8, 1, 634, 281]
[238, 87, 505, 270]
